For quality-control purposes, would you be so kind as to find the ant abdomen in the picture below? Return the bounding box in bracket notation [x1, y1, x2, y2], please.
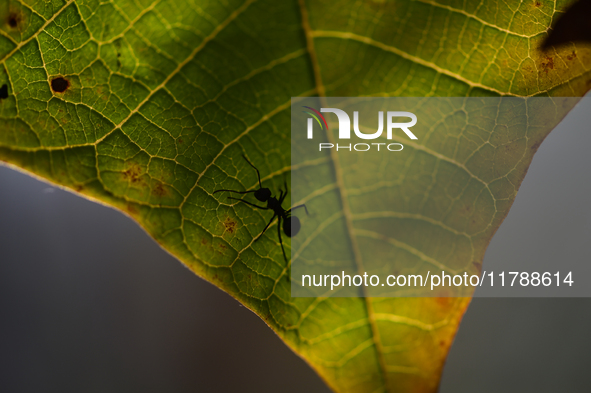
[284, 216, 300, 238]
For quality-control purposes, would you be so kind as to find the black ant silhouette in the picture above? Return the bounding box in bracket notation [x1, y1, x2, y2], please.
[214, 155, 308, 262]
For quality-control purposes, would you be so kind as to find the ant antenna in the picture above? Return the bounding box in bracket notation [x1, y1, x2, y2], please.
[242, 154, 262, 189]
[213, 189, 255, 195]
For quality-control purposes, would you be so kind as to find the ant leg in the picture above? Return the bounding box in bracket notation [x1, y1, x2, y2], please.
[213, 189, 256, 195]
[255, 214, 277, 241]
[242, 154, 263, 188]
[287, 204, 309, 215]
[279, 187, 290, 205]
[277, 216, 288, 262]
[228, 197, 269, 210]
[279, 178, 288, 203]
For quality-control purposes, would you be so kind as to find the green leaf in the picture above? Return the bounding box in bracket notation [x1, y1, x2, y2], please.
[0, 0, 589, 392]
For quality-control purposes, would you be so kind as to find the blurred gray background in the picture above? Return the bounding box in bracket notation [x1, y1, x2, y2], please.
[1, 98, 591, 392]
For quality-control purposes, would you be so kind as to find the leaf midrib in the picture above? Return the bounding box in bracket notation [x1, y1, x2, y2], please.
[296, 0, 391, 389]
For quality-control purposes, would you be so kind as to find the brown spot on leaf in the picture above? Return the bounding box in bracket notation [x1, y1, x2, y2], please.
[122, 164, 143, 184]
[7, 13, 21, 28]
[541, 56, 554, 73]
[530, 141, 542, 152]
[435, 297, 452, 308]
[51, 77, 69, 93]
[126, 203, 138, 215]
[219, 244, 227, 250]
[201, 238, 208, 245]
[177, 138, 183, 144]
[152, 182, 167, 197]
[223, 217, 237, 233]
[534, 1, 541, 7]
[567, 51, 577, 61]
[469, 261, 482, 277]
[459, 204, 473, 217]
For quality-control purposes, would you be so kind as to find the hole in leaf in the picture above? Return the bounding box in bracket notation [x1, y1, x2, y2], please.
[50, 77, 69, 93]
[0, 84, 8, 99]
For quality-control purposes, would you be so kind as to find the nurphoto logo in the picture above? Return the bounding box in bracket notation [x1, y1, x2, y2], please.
[303, 106, 418, 152]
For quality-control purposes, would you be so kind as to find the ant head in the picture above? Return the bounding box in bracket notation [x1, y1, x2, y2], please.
[283, 216, 300, 238]
[254, 187, 271, 202]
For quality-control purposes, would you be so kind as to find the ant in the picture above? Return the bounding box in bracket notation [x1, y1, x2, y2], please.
[214, 155, 308, 262]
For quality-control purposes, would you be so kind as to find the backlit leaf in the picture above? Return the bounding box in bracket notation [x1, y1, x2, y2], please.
[0, 0, 590, 392]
